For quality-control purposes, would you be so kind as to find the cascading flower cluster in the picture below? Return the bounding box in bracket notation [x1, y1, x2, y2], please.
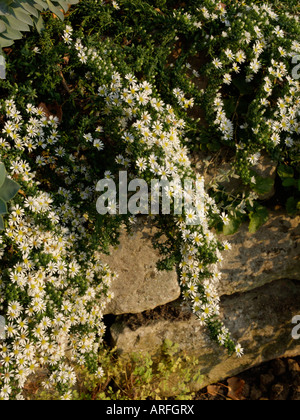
[206, 5, 300, 152]
[0, 99, 116, 400]
[67, 31, 242, 356]
[171, 1, 300, 183]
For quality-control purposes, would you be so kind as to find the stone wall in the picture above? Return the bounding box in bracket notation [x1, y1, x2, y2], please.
[100, 212, 300, 391]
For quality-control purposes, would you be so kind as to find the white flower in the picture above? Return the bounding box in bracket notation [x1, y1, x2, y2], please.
[235, 344, 244, 358]
[285, 137, 294, 147]
[136, 157, 147, 172]
[273, 25, 284, 38]
[223, 241, 232, 251]
[223, 73, 232, 85]
[94, 139, 104, 150]
[225, 48, 235, 61]
[112, 1, 120, 10]
[221, 212, 230, 225]
[250, 58, 261, 73]
[212, 58, 223, 69]
[248, 152, 261, 165]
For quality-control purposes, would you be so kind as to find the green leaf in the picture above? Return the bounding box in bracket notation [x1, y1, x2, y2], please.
[0, 177, 20, 202]
[223, 217, 241, 236]
[0, 1, 11, 15]
[0, 198, 8, 215]
[249, 205, 268, 233]
[282, 178, 296, 188]
[0, 163, 7, 188]
[278, 164, 294, 179]
[12, 7, 34, 26]
[253, 176, 274, 196]
[0, 21, 6, 33]
[0, 35, 14, 47]
[3, 14, 30, 31]
[56, 0, 69, 13]
[223, 97, 236, 117]
[33, 0, 47, 8]
[19, 2, 39, 18]
[46, 0, 64, 20]
[2, 25, 23, 40]
[286, 197, 299, 215]
[0, 216, 4, 231]
[33, 13, 44, 33]
[32, 2, 45, 12]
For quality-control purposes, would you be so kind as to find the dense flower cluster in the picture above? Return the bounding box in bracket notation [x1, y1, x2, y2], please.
[67, 30, 241, 356]
[208, 6, 299, 153]
[171, 1, 300, 182]
[0, 100, 116, 399]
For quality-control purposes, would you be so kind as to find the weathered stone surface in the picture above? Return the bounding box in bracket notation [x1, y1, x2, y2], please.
[100, 219, 181, 315]
[100, 209, 299, 313]
[218, 211, 300, 296]
[110, 279, 300, 390]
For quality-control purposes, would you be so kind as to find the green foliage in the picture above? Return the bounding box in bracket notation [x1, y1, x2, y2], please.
[252, 176, 275, 198]
[278, 164, 300, 215]
[74, 342, 203, 401]
[0, 0, 79, 50]
[222, 217, 242, 236]
[248, 204, 269, 234]
[0, 162, 20, 229]
[27, 341, 203, 400]
[66, 0, 300, 234]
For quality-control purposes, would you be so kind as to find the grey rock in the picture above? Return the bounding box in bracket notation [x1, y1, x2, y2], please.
[111, 279, 300, 391]
[100, 219, 181, 315]
[218, 211, 300, 296]
[101, 209, 300, 315]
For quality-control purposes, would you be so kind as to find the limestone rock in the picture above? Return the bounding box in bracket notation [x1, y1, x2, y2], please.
[100, 219, 181, 315]
[218, 211, 300, 296]
[110, 279, 300, 391]
[100, 209, 300, 313]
